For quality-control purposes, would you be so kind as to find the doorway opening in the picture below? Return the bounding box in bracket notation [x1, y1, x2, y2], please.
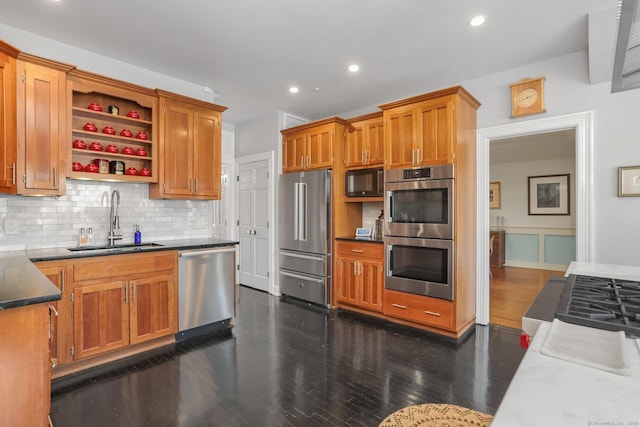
[476, 111, 594, 325]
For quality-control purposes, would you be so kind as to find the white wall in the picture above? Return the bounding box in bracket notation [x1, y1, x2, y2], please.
[490, 157, 576, 229]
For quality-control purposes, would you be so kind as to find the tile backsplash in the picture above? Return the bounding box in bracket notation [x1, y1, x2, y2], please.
[362, 202, 384, 232]
[0, 180, 214, 252]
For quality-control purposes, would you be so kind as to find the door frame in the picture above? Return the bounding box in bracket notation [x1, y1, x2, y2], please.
[235, 151, 276, 295]
[475, 111, 595, 325]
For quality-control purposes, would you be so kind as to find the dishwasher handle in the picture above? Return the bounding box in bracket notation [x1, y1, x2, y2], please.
[179, 247, 236, 257]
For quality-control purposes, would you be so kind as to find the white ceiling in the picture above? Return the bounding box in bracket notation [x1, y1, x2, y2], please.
[0, 0, 619, 125]
[490, 129, 576, 165]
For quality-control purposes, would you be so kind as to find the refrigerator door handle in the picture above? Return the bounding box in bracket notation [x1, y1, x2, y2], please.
[293, 182, 299, 241]
[299, 182, 307, 241]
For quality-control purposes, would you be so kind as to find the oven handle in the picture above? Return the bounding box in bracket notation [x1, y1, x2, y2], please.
[386, 243, 392, 277]
[386, 190, 393, 222]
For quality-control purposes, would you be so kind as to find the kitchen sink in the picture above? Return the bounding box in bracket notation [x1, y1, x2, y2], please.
[68, 242, 164, 254]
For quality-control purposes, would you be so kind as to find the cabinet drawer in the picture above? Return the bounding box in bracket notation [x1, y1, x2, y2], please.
[73, 251, 177, 282]
[383, 290, 453, 330]
[336, 241, 383, 259]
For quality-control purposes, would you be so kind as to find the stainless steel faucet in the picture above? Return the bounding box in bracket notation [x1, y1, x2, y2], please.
[108, 189, 122, 246]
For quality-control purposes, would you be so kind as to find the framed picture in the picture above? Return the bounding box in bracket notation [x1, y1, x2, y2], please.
[489, 182, 501, 209]
[618, 166, 640, 197]
[528, 174, 570, 215]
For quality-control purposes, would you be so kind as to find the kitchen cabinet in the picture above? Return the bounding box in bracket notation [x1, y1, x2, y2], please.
[15, 54, 73, 195]
[344, 112, 384, 169]
[70, 251, 178, 360]
[281, 117, 352, 173]
[383, 289, 454, 331]
[0, 303, 52, 426]
[380, 87, 479, 169]
[150, 90, 227, 200]
[490, 230, 506, 268]
[0, 41, 18, 192]
[67, 70, 158, 183]
[35, 262, 72, 367]
[335, 240, 383, 312]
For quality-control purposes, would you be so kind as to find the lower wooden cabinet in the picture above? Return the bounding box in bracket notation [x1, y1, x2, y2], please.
[0, 303, 51, 426]
[335, 240, 383, 312]
[37, 251, 178, 366]
[71, 251, 178, 361]
[383, 289, 454, 331]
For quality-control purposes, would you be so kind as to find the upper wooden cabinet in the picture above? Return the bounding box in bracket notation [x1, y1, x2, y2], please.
[0, 41, 18, 193]
[14, 54, 73, 195]
[380, 87, 480, 169]
[150, 90, 227, 200]
[281, 117, 352, 173]
[345, 112, 384, 169]
[67, 70, 158, 183]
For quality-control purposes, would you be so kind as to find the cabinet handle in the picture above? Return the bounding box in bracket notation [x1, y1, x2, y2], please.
[417, 149, 422, 164]
[9, 162, 15, 184]
[392, 303, 407, 309]
[353, 262, 357, 276]
[49, 304, 58, 317]
[53, 167, 58, 188]
[412, 149, 415, 165]
[365, 151, 369, 165]
[132, 283, 137, 302]
[358, 261, 362, 276]
[60, 269, 65, 292]
[351, 249, 364, 253]
[195, 179, 199, 194]
[424, 310, 441, 317]
[362, 151, 365, 164]
[125, 284, 129, 304]
[50, 357, 56, 369]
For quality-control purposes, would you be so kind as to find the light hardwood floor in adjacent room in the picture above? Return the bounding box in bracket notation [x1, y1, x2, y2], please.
[490, 266, 565, 329]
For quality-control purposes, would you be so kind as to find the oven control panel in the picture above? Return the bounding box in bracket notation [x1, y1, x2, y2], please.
[403, 168, 431, 179]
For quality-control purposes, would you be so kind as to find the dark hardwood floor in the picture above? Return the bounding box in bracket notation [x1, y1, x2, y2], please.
[50, 286, 526, 427]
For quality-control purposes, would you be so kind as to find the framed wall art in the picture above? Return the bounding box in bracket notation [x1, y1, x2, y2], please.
[528, 174, 570, 215]
[618, 166, 640, 196]
[489, 182, 501, 209]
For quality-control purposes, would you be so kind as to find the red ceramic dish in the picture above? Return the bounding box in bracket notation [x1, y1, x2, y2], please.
[127, 110, 140, 119]
[125, 167, 138, 175]
[72, 162, 84, 172]
[135, 148, 148, 157]
[85, 163, 99, 173]
[120, 129, 133, 138]
[88, 102, 103, 112]
[89, 142, 103, 151]
[102, 126, 116, 135]
[73, 139, 87, 149]
[105, 144, 119, 153]
[122, 146, 135, 155]
[140, 168, 151, 177]
[83, 123, 98, 132]
[135, 131, 148, 140]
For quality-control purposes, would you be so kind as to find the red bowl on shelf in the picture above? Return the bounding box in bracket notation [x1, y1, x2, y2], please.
[85, 163, 99, 173]
[72, 139, 87, 149]
[72, 162, 84, 172]
[87, 102, 103, 112]
[140, 167, 151, 177]
[105, 144, 119, 153]
[89, 142, 103, 151]
[135, 131, 148, 140]
[102, 126, 116, 135]
[120, 129, 133, 138]
[125, 167, 138, 176]
[135, 148, 148, 157]
[126, 110, 140, 119]
[83, 123, 98, 132]
[121, 146, 135, 155]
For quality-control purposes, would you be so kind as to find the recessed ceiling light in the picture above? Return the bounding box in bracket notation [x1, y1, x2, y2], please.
[289, 86, 299, 93]
[348, 64, 360, 73]
[470, 15, 487, 27]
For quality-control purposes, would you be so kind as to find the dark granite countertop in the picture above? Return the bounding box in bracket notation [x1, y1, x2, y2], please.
[335, 236, 384, 244]
[0, 238, 238, 310]
[0, 255, 61, 310]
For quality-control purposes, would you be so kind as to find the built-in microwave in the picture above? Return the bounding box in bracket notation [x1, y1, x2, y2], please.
[345, 168, 384, 198]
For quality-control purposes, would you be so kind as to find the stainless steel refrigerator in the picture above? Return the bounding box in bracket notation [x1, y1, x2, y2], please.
[278, 169, 332, 307]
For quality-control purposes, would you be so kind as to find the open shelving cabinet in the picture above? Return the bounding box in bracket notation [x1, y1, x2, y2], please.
[67, 70, 158, 183]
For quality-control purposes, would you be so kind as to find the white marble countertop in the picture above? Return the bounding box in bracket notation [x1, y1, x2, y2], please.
[492, 321, 640, 426]
[495, 261, 640, 426]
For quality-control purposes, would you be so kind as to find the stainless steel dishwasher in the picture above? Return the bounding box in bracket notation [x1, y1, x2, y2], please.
[178, 246, 236, 332]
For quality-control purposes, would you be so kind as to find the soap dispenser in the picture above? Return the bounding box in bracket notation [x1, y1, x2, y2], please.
[134, 225, 142, 244]
[87, 227, 95, 246]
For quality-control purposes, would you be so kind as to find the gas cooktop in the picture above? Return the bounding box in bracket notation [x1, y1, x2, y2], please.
[555, 274, 640, 338]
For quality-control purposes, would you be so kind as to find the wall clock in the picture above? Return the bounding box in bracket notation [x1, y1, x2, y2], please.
[509, 77, 546, 118]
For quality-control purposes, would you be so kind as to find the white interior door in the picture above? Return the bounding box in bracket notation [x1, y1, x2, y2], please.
[212, 164, 231, 239]
[237, 159, 269, 291]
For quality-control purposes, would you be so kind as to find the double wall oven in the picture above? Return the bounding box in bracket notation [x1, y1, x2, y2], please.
[384, 164, 455, 301]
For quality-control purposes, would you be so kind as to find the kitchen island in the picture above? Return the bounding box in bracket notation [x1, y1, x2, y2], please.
[492, 261, 640, 426]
